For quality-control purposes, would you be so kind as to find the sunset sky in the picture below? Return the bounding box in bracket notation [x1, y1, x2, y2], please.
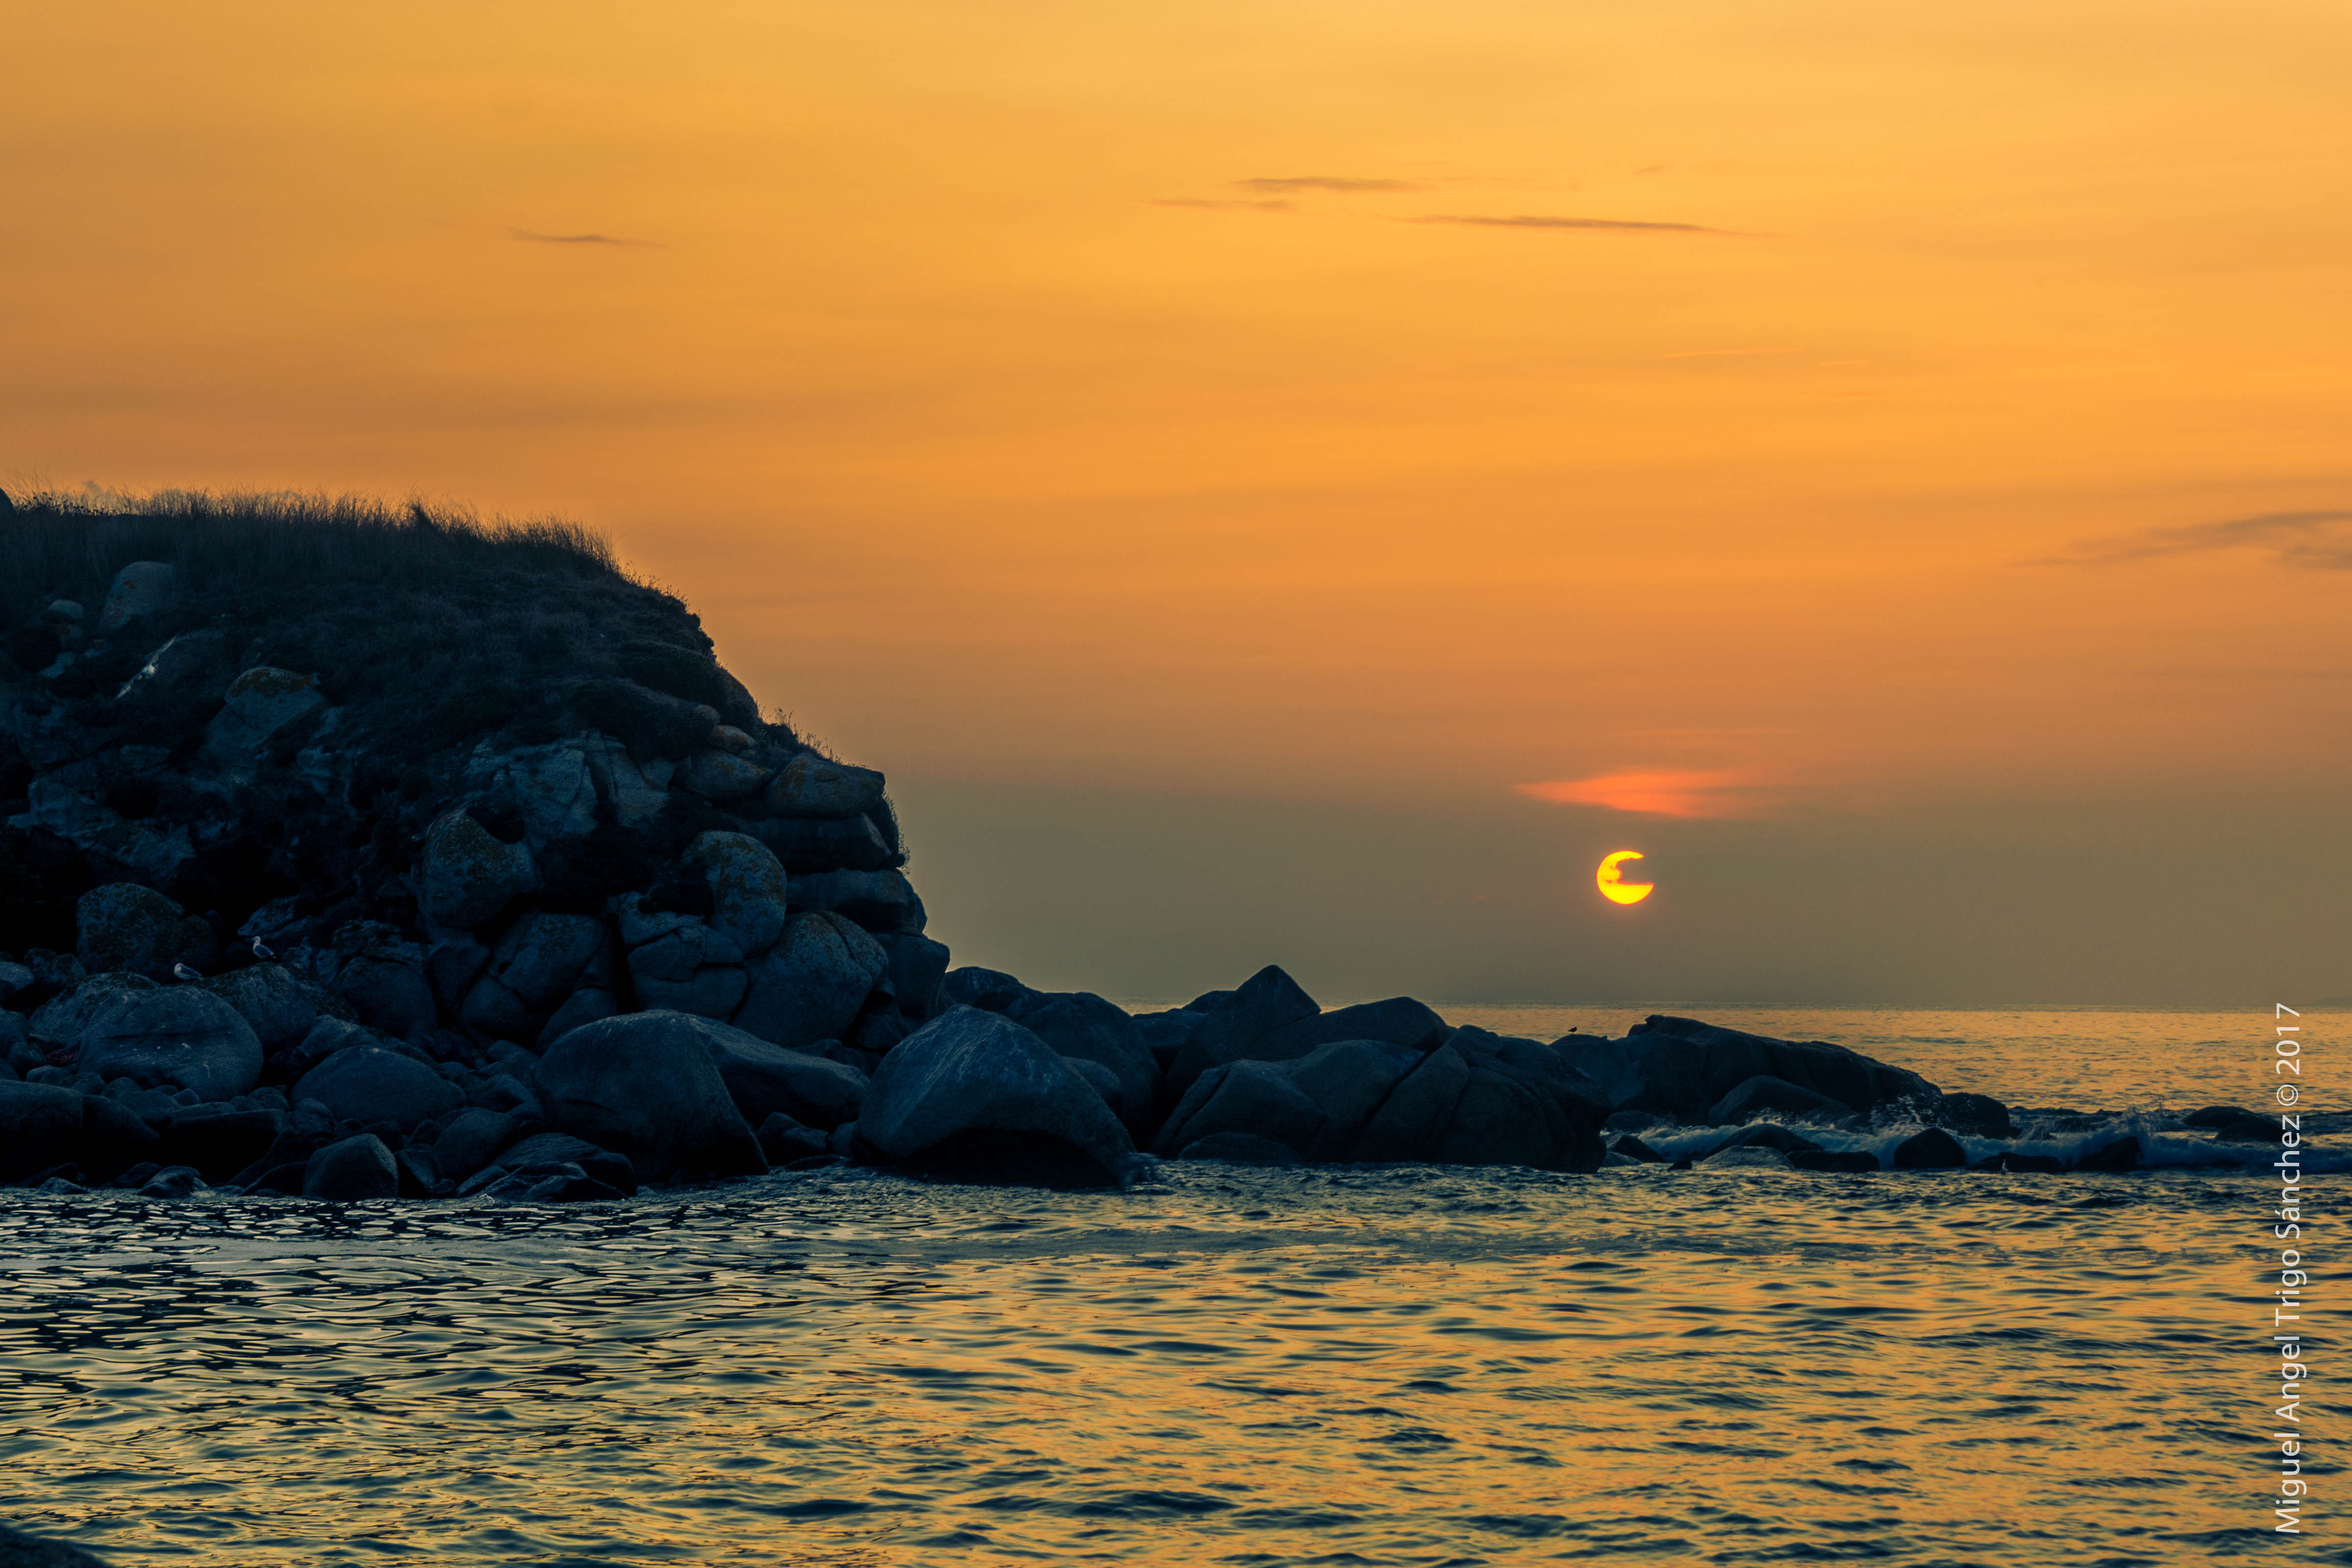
[7, 0, 2348, 1004]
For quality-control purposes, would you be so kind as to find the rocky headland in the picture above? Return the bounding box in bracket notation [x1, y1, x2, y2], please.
[0, 491, 2151, 1202]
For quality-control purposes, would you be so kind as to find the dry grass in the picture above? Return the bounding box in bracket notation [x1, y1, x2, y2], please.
[0, 487, 619, 624]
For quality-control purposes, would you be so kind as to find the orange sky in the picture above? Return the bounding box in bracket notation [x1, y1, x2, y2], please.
[6, 1, 2348, 998]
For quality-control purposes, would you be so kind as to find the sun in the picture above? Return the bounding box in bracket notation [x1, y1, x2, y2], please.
[1596, 850, 1654, 906]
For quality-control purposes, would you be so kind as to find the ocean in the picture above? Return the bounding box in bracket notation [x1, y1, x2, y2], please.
[0, 1005, 2327, 1566]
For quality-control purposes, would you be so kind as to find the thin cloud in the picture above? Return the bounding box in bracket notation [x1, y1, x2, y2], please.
[1151, 197, 1297, 213]
[2041, 510, 2352, 570]
[1518, 770, 1764, 819]
[1416, 214, 1738, 235]
[1240, 176, 1422, 194]
[511, 229, 662, 248]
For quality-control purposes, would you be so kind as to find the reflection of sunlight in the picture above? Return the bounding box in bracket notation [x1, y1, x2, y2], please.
[1518, 770, 1756, 817]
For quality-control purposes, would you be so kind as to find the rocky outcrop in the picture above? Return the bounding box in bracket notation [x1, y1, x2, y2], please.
[0, 494, 2061, 1199]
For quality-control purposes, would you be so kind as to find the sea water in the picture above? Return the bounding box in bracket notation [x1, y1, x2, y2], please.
[0, 1006, 2328, 1566]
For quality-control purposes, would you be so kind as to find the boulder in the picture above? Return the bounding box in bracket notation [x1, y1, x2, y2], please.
[0, 1081, 85, 1181]
[470, 740, 600, 847]
[293, 1047, 464, 1131]
[757, 1112, 832, 1165]
[684, 832, 791, 956]
[751, 814, 894, 873]
[1349, 1042, 1471, 1163]
[424, 1107, 517, 1179]
[325, 924, 437, 1038]
[459, 911, 607, 1038]
[1612, 1134, 1665, 1163]
[1935, 1092, 2014, 1138]
[1151, 1060, 1326, 1157]
[269, 1016, 380, 1080]
[1281, 1039, 1421, 1160]
[860, 1006, 1139, 1185]
[1704, 1123, 1822, 1159]
[686, 1018, 867, 1130]
[203, 666, 325, 763]
[131, 1166, 204, 1199]
[2077, 1135, 2141, 1174]
[1007, 992, 1157, 1128]
[535, 987, 617, 1048]
[99, 559, 178, 630]
[680, 750, 772, 802]
[939, 967, 1029, 1012]
[1164, 964, 1324, 1098]
[1706, 1074, 1844, 1127]
[2212, 1114, 2281, 1143]
[1062, 1056, 1126, 1116]
[1889, 1127, 1968, 1170]
[28, 971, 160, 1048]
[733, 912, 888, 1051]
[1567, 1015, 1940, 1121]
[2183, 1104, 2253, 1128]
[75, 883, 216, 980]
[481, 1132, 639, 1194]
[1176, 1131, 1304, 1165]
[873, 933, 950, 1018]
[199, 963, 354, 1053]
[794, 871, 922, 932]
[533, 1011, 766, 1181]
[1999, 1152, 2065, 1174]
[626, 922, 749, 1017]
[303, 1134, 399, 1200]
[1254, 996, 1450, 1059]
[76, 987, 263, 1100]
[765, 753, 885, 818]
[417, 810, 536, 930]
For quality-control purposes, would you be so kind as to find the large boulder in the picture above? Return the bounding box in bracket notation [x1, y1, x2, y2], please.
[1163, 964, 1323, 1099]
[428, 1108, 519, 1179]
[625, 918, 748, 1017]
[199, 963, 354, 1053]
[874, 933, 951, 1018]
[732, 912, 888, 1051]
[533, 1010, 766, 1181]
[1349, 1041, 1471, 1162]
[684, 832, 791, 956]
[293, 1047, 464, 1131]
[680, 749, 772, 802]
[28, 972, 159, 1048]
[939, 966, 1029, 1012]
[860, 1006, 1138, 1185]
[459, 911, 608, 1039]
[75, 883, 215, 980]
[1007, 992, 1157, 1128]
[765, 753, 885, 818]
[76, 987, 263, 1100]
[99, 559, 178, 630]
[1152, 1059, 1326, 1157]
[417, 810, 536, 930]
[1561, 1015, 1939, 1121]
[1255, 996, 1450, 1058]
[0, 1081, 85, 1181]
[793, 871, 922, 932]
[1283, 1039, 1423, 1159]
[203, 666, 326, 765]
[1890, 1127, 1968, 1170]
[751, 814, 894, 873]
[303, 1133, 399, 1200]
[688, 1019, 867, 1131]
[324, 923, 438, 1038]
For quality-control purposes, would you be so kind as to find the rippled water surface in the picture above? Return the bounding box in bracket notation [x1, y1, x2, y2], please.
[0, 1008, 2326, 1566]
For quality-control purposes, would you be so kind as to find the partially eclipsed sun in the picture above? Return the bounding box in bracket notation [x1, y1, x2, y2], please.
[1596, 850, 1654, 906]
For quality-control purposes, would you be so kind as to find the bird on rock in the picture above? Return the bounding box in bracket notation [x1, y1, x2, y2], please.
[250, 937, 275, 961]
[172, 962, 203, 982]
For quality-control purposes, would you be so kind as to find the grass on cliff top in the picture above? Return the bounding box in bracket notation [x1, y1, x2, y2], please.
[0, 487, 619, 623]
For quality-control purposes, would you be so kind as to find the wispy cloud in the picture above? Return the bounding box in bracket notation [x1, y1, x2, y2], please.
[1151, 197, 1297, 214]
[511, 229, 662, 248]
[1240, 176, 1422, 194]
[1416, 214, 1737, 235]
[1517, 770, 1764, 818]
[2041, 510, 2352, 570]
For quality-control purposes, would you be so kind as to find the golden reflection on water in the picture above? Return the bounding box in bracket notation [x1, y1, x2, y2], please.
[0, 1161, 2269, 1566]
